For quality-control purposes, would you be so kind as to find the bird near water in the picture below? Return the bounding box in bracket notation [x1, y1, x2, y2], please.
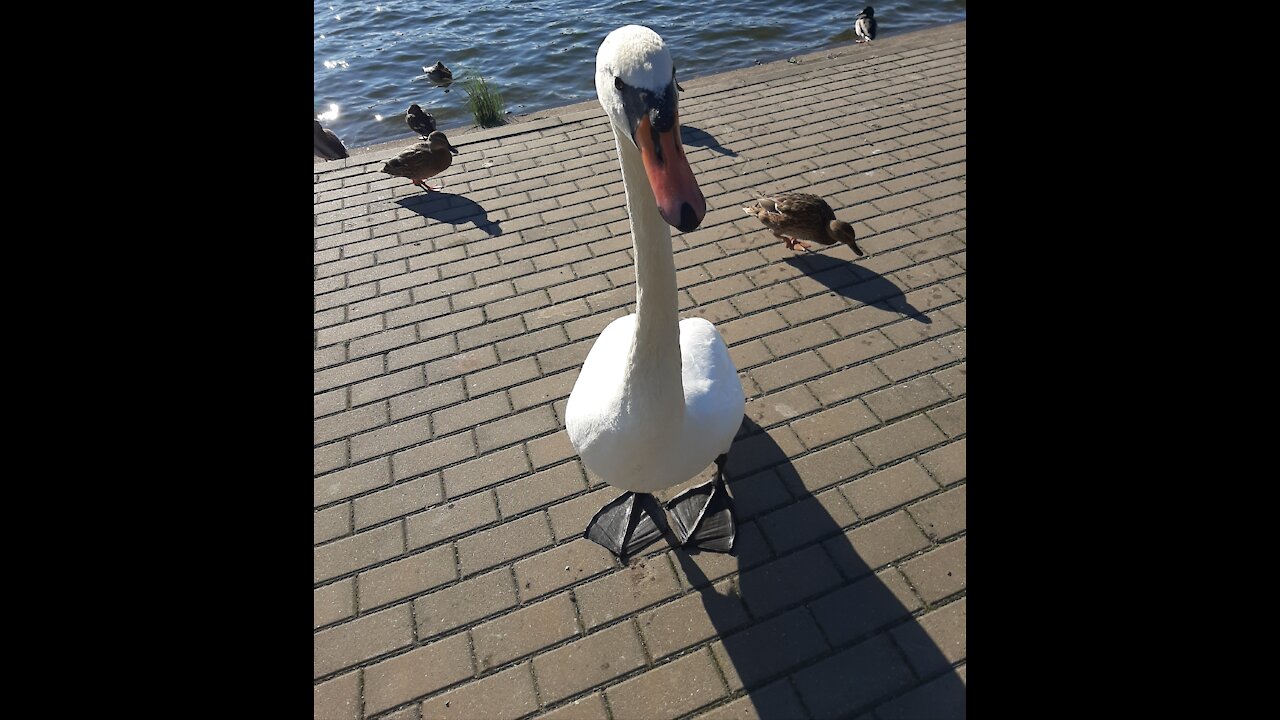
[744, 193, 865, 255]
[565, 25, 745, 560]
[855, 7, 878, 43]
[405, 104, 437, 138]
[313, 120, 348, 160]
[380, 131, 459, 192]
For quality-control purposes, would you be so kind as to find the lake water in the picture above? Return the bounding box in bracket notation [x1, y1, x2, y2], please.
[314, 1, 966, 150]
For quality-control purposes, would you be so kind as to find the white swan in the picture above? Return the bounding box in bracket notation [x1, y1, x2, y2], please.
[565, 25, 746, 558]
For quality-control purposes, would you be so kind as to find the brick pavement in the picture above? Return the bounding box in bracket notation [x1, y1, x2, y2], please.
[316, 20, 965, 720]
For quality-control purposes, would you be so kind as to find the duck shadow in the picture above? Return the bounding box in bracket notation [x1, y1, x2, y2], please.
[396, 193, 502, 236]
[783, 253, 931, 324]
[670, 416, 963, 719]
[682, 124, 738, 157]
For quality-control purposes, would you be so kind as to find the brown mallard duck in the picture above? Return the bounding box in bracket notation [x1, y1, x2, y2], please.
[424, 62, 453, 84]
[381, 131, 459, 192]
[405, 104, 436, 138]
[313, 120, 348, 160]
[743, 193, 865, 255]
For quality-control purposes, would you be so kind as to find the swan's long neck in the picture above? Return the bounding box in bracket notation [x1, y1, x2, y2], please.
[613, 126, 683, 417]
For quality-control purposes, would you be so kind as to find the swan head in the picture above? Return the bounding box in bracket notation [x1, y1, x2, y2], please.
[596, 25, 706, 233]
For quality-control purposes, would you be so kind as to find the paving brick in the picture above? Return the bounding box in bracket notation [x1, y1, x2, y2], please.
[532, 620, 647, 704]
[545, 486, 622, 541]
[710, 607, 829, 690]
[386, 336, 459, 372]
[420, 345, 499, 381]
[726, 468, 794, 520]
[456, 513, 554, 575]
[417, 662, 539, 720]
[313, 603, 413, 678]
[736, 543, 847, 618]
[637, 578, 751, 660]
[314, 388, 347, 419]
[314, 522, 405, 583]
[743, 384, 820, 428]
[406, 491, 498, 549]
[906, 484, 965, 541]
[349, 326, 419, 361]
[391, 431, 477, 481]
[758, 488, 858, 555]
[854, 414, 947, 467]
[514, 537, 617, 601]
[900, 537, 966, 604]
[863, 374, 951, 422]
[840, 460, 939, 519]
[496, 461, 586, 517]
[465, 357, 540, 397]
[575, 555, 683, 629]
[874, 339, 956, 382]
[806, 363, 893, 406]
[784, 440, 873, 494]
[892, 596, 966, 676]
[933, 362, 966, 397]
[353, 475, 442, 530]
[927, 397, 966, 437]
[791, 634, 916, 719]
[356, 544, 457, 609]
[315, 403, 388, 446]
[607, 648, 726, 720]
[389, 378, 468, 421]
[362, 633, 474, 715]
[477, 405, 559, 452]
[313, 670, 360, 720]
[790, 399, 880, 449]
[351, 414, 436, 463]
[414, 567, 517, 638]
[823, 511, 930, 581]
[510, 370, 580, 411]
[816, 330, 897, 369]
[440, 445, 530, 499]
[529, 430, 579, 470]
[431, 393, 511, 438]
[917, 438, 965, 486]
[315, 458, 389, 506]
[536, 694, 608, 720]
[693, 678, 807, 720]
[725, 426, 805, 478]
[472, 592, 581, 671]
[314, 504, 351, 544]
[750, 351, 830, 393]
[808, 567, 921, 647]
[315, 411, 350, 449]
[874, 666, 966, 720]
[314, 578, 355, 629]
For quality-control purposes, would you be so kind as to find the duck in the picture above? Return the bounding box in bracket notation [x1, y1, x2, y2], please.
[380, 131, 459, 192]
[744, 193, 865, 255]
[855, 7, 877, 43]
[313, 120, 349, 160]
[566, 25, 745, 559]
[405, 104, 437, 138]
[424, 61, 453, 84]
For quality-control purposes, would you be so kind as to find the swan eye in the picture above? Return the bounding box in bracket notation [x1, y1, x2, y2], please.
[614, 76, 625, 91]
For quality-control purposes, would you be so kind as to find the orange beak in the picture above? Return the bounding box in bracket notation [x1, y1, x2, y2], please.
[634, 114, 706, 232]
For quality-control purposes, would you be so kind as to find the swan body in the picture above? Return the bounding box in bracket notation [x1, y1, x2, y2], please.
[566, 25, 743, 555]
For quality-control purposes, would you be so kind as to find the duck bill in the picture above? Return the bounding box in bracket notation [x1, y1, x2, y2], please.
[634, 115, 706, 232]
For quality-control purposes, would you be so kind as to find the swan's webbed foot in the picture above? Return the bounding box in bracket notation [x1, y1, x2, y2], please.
[666, 454, 736, 553]
[585, 492, 667, 559]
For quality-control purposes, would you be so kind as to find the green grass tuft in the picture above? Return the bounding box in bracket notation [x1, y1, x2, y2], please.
[462, 74, 506, 128]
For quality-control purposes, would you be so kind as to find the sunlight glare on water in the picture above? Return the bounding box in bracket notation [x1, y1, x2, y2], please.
[314, 0, 966, 149]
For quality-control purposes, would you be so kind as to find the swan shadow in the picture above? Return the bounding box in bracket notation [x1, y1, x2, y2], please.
[783, 253, 931, 324]
[682, 124, 738, 157]
[670, 416, 964, 719]
[396, 193, 502, 236]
